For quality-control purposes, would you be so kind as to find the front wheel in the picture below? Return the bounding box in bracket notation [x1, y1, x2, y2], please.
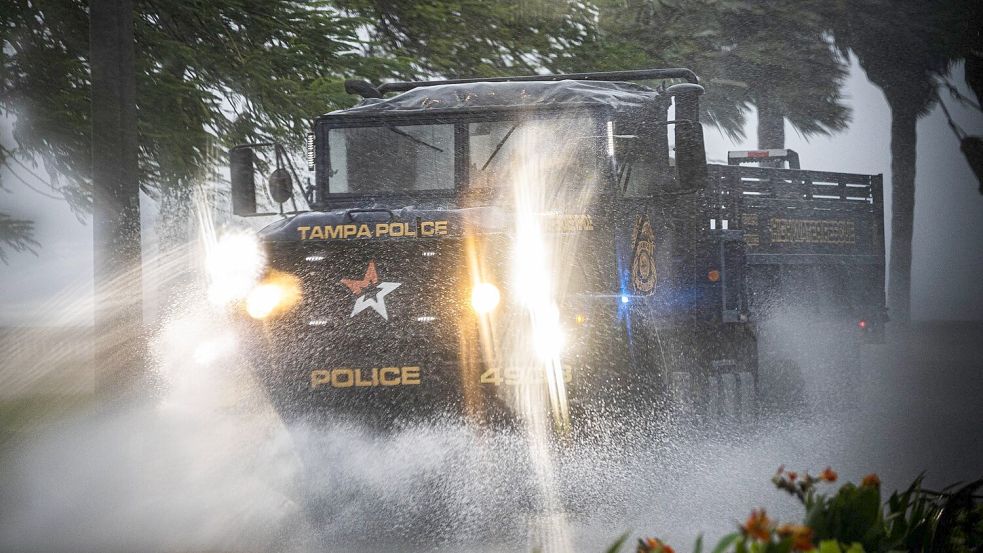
[662, 324, 760, 425]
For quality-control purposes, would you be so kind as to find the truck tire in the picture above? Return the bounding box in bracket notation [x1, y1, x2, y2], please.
[757, 356, 806, 415]
[667, 325, 759, 425]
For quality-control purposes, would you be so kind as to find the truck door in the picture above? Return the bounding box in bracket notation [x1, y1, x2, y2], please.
[610, 110, 699, 322]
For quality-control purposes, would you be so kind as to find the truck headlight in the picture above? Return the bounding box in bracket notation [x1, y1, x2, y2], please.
[245, 272, 301, 320]
[470, 282, 501, 314]
[206, 233, 265, 305]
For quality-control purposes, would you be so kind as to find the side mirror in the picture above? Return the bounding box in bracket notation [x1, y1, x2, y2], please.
[268, 168, 293, 204]
[674, 121, 708, 192]
[667, 84, 708, 192]
[230, 146, 257, 216]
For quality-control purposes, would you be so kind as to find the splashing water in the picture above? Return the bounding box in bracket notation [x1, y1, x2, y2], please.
[493, 116, 605, 552]
[3, 151, 982, 553]
[0, 187, 304, 552]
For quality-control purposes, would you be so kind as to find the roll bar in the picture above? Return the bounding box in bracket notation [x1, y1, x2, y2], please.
[345, 68, 700, 98]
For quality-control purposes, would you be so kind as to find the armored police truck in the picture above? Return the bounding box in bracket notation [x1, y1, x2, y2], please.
[228, 68, 885, 431]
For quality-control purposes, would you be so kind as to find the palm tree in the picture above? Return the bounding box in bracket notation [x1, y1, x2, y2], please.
[565, 0, 850, 151]
[830, 0, 982, 324]
[715, 1, 850, 151]
[566, 0, 751, 139]
[0, 212, 38, 263]
[335, 0, 599, 79]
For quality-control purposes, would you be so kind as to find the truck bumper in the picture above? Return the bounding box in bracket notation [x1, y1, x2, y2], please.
[244, 322, 612, 431]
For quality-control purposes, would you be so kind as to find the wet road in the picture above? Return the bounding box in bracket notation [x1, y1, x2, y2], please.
[560, 321, 983, 550]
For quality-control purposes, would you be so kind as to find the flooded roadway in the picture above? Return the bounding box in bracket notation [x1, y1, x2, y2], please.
[1, 321, 981, 553]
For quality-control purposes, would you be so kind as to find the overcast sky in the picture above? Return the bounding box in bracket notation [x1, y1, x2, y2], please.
[1, 55, 981, 326]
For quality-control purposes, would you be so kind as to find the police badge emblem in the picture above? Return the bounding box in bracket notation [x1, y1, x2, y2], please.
[630, 216, 657, 294]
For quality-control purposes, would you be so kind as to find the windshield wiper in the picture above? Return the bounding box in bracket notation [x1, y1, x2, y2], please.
[480, 122, 521, 171]
[385, 124, 444, 152]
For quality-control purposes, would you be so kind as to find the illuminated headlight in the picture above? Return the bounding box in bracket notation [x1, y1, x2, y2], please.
[470, 282, 501, 314]
[206, 233, 265, 305]
[533, 303, 565, 361]
[245, 273, 301, 320]
[534, 327, 565, 362]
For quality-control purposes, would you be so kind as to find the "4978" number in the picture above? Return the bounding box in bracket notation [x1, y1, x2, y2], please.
[479, 366, 573, 386]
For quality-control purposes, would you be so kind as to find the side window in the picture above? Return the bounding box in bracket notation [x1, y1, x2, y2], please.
[614, 107, 671, 197]
[622, 157, 659, 198]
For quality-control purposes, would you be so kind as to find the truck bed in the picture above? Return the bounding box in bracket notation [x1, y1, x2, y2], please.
[706, 164, 886, 326]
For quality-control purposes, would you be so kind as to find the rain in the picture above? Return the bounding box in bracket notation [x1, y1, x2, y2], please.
[1, 2, 982, 553]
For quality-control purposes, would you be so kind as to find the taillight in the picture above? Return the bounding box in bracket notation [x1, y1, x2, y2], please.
[857, 314, 886, 344]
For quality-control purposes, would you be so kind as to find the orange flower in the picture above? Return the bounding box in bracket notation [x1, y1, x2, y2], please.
[861, 473, 881, 488]
[820, 467, 838, 482]
[742, 509, 773, 541]
[638, 537, 675, 553]
[777, 523, 815, 551]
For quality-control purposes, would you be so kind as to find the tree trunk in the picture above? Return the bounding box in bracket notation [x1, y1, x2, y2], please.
[756, 97, 785, 167]
[757, 98, 786, 150]
[90, 0, 142, 397]
[887, 100, 918, 326]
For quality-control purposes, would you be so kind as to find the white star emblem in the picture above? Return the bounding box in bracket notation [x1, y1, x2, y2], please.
[339, 261, 402, 321]
[350, 281, 401, 320]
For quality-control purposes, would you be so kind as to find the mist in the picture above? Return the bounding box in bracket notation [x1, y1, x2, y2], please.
[2, 4, 982, 552]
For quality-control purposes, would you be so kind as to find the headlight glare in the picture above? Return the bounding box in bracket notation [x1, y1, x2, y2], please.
[470, 282, 501, 314]
[206, 233, 265, 305]
[245, 272, 301, 320]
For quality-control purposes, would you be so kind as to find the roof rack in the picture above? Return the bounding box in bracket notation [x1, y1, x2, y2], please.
[366, 68, 698, 96]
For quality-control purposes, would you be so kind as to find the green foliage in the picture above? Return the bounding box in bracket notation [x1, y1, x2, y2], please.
[710, 533, 741, 553]
[0, 212, 39, 263]
[0, 0, 601, 255]
[605, 532, 630, 553]
[816, 541, 864, 553]
[803, 482, 883, 550]
[1, 0, 600, 257]
[336, 0, 598, 79]
[567, 0, 850, 144]
[1, 0, 398, 212]
[565, 0, 751, 139]
[626, 469, 983, 553]
[711, 1, 850, 142]
[825, 0, 983, 319]
[0, 0, 92, 216]
[828, 0, 981, 115]
[880, 477, 983, 553]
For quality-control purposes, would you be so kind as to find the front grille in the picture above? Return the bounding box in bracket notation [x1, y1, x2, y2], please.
[269, 238, 471, 344]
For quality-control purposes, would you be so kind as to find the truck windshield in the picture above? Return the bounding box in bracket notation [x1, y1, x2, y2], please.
[468, 116, 603, 190]
[324, 114, 604, 195]
[327, 123, 456, 194]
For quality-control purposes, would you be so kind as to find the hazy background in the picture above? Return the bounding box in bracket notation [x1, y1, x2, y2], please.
[0, 34, 982, 552]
